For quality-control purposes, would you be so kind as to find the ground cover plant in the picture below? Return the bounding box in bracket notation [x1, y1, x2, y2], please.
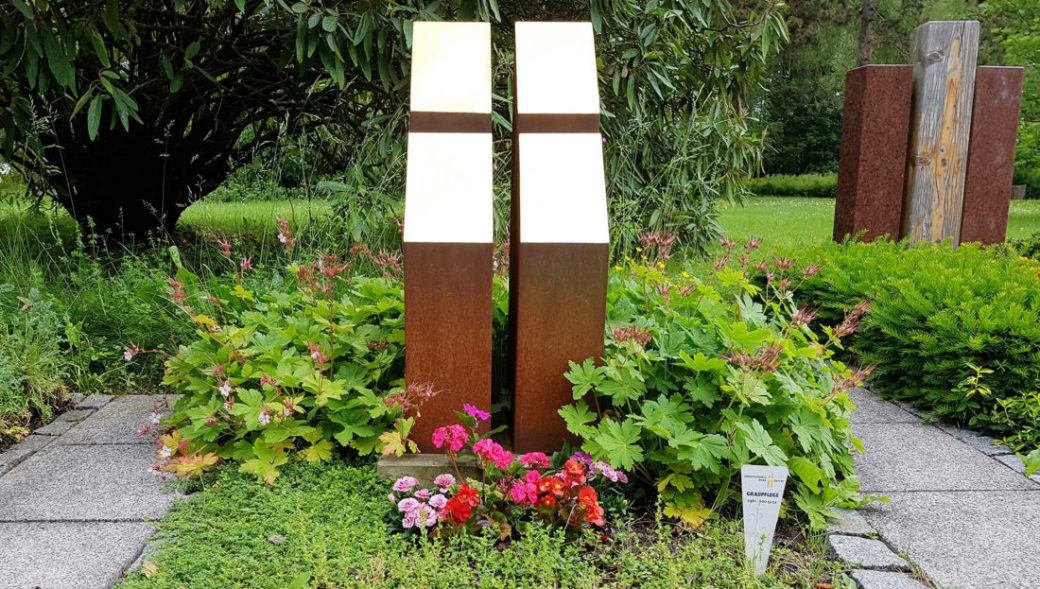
[561, 240, 871, 530]
[116, 459, 852, 589]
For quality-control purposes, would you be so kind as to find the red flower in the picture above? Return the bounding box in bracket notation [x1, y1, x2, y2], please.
[440, 496, 472, 524]
[539, 476, 567, 497]
[536, 494, 557, 509]
[455, 484, 480, 508]
[564, 458, 586, 478]
[577, 486, 599, 508]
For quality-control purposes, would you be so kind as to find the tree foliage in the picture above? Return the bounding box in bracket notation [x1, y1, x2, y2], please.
[1, 0, 786, 249]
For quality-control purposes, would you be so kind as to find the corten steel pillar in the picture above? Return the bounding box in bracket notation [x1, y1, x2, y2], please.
[833, 65, 913, 242]
[510, 22, 610, 453]
[404, 22, 494, 451]
[959, 66, 1024, 244]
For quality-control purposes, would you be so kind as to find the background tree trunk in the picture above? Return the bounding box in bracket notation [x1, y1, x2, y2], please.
[858, 0, 878, 66]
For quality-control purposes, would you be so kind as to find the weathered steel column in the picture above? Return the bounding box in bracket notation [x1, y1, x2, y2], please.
[404, 22, 493, 451]
[959, 66, 1024, 244]
[833, 65, 913, 242]
[901, 21, 980, 244]
[510, 22, 609, 452]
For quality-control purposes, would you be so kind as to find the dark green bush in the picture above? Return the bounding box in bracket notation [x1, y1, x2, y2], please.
[783, 241, 1040, 451]
[745, 174, 837, 198]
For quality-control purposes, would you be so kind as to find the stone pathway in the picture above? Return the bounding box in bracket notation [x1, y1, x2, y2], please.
[846, 388, 1040, 589]
[0, 395, 179, 589]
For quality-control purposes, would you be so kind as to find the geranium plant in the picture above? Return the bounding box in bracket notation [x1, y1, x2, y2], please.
[560, 236, 873, 529]
[148, 222, 415, 483]
[387, 405, 628, 539]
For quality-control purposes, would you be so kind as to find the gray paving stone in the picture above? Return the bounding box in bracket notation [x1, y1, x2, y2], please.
[850, 570, 930, 589]
[960, 433, 1014, 456]
[56, 409, 95, 423]
[827, 507, 874, 537]
[850, 388, 919, 424]
[828, 534, 909, 571]
[0, 444, 176, 521]
[59, 394, 179, 445]
[861, 491, 1040, 589]
[74, 394, 113, 410]
[995, 453, 1027, 474]
[34, 419, 76, 436]
[0, 435, 53, 469]
[853, 423, 1036, 492]
[0, 521, 154, 589]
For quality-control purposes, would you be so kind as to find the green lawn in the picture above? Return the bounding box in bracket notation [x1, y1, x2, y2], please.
[718, 197, 1040, 244]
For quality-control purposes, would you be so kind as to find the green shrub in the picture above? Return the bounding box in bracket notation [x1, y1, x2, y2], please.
[785, 240, 1040, 451]
[560, 249, 870, 530]
[159, 239, 410, 483]
[745, 174, 837, 198]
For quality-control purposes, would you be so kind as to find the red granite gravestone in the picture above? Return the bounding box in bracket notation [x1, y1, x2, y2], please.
[960, 66, 1025, 245]
[510, 22, 609, 452]
[833, 65, 913, 242]
[404, 23, 494, 451]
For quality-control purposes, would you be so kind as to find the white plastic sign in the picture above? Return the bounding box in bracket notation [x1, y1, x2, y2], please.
[741, 464, 789, 576]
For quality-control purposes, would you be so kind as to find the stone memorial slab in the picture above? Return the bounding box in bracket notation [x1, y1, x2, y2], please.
[403, 22, 493, 450]
[960, 66, 1024, 244]
[833, 65, 912, 242]
[0, 522, 154, 589]
[510, 22, 609, 452]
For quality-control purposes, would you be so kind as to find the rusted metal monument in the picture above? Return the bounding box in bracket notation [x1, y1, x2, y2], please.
[833, 21, 1023, 245]
[401, 22, 609, 454]
[403, 22, 494, 451]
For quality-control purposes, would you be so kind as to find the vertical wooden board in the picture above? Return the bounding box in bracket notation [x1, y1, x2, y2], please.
[901, 21, 980, 244]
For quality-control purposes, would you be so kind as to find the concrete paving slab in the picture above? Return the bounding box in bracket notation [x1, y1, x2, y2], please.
[853, 423, 1037, 492]
[34, 419, 76, 436]
[56, 409, 95, 423]
[828, 534, 909, 571]
[74, 394, 113, 410]
[59, 395, 178, 446]
[862, 490, 1040, 589]
[995, 454, 1027, 474]
[0, 435, 54, 469]
[849, 389, 919, 424]
[0, 521, 154, 589]
[850, 570, 930, 589]
[827, 507, 875, 537]
[0, 444, 175, 521]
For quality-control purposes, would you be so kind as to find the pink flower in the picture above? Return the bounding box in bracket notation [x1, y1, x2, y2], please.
[473, 438, 514, 469]
[591, 461, 629, 484]
[510, 480, 538, 505]
[414, 488, 431, 501]
[434, 473, 456, 490]
[123, 345, 140, 361]
[387, 493, 396, 503]
[429, 494, 447, 509]
[257, 409, 271, 427]
[401, 510, 417, 528]
[525, 469, 541, 484]
[240, 257, 252, 272]
[397, 497, 420, 513]
[218, 381, 232, 398]
[494, 450, 514, 470]
[431, 425, 469, 454]
[393, 476, 419, 493]
[416, 504, 439, 528]
[519, 452, 549, 469]
[463, 403, 490, 422]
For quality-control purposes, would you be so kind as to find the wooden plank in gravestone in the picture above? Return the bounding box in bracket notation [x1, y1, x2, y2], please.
[510, 22, 609, 452]
[833, 65, 913, 242]
[960, 66, 1024, 245]
[901, 20, 980, 244]
[404, 22, 493, 451]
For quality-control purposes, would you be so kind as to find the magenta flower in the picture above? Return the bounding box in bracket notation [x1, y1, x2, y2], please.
[431, 425, 469, 454]
[393, 476, 419, 493]
[463, 403, 490, 422]
[494, 449, 514, 470]
[591, 461, 629, 483]
[510, 480, 539, 505]
[570, 451, 593, 466]
[519, 452, 550, 469]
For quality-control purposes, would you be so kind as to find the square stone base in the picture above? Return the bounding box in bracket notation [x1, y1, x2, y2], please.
[376, 454, 481, 487]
